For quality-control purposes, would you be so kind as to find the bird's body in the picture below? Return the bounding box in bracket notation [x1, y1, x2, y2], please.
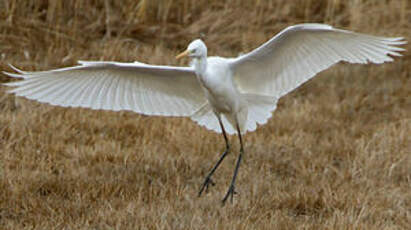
[3, 24, 406, 203]
[196, 57, 244, 128]
[198, 57, 237, 113]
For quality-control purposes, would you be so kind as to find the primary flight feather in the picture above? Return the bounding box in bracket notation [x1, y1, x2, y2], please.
[3, 24, 406, 203]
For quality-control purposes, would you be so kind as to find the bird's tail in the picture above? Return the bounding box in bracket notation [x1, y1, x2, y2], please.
[240, 93, 278, 133]
[190, 94, 277, 135]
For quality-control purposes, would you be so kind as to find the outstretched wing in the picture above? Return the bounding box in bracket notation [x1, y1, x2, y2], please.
[3, 61, 206, 116]
[229, 24, 406, 97]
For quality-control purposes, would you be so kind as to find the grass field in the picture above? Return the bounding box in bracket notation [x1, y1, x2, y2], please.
[0, 0, 410, 229]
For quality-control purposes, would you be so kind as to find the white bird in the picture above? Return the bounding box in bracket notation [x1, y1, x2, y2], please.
[3, 24, 406, 203]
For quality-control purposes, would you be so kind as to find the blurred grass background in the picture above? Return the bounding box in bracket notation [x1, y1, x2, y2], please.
[0, 0, 410, 229]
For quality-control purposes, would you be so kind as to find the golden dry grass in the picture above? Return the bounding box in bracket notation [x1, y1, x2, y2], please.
[0, 0, 410, 229]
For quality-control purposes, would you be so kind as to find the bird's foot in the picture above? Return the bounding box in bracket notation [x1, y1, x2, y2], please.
[198, 176, 215, 196]
[221, 184, 237, 205]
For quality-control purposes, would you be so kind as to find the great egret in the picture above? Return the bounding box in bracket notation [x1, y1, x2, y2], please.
[3, 24, 406, 203]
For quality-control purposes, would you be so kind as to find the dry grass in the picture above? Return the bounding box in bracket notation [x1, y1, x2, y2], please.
[0, 0, 410, 229]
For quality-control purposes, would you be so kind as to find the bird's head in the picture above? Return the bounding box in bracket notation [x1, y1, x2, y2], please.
[176, 39, 207, 60]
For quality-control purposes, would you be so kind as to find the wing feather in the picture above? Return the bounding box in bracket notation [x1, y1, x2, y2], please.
[77, 73, 99, 107]
[105, 72, 118, 110]
[123, 75, 133, 111]
[55, 76, 83, 106]
[229, 24, 406, 97]
[68, 75, 94, 107]
[3, 62, 206, 116]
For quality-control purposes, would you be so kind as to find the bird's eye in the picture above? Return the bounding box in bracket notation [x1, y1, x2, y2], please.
[191, 49, 197, 53]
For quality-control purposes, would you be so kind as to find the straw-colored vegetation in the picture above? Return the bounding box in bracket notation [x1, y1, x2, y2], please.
[0, 0, 410, 229]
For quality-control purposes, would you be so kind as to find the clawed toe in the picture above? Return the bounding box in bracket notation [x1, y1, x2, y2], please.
[221, 185, 237, 204]
[198, 177, 215, 196]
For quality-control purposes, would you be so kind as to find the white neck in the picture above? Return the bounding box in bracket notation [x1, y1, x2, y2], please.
[192, 56, 207, 76]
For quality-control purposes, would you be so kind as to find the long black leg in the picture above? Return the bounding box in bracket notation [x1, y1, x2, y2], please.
[198, 116, 230, 196]
[222, 120, 244, 204]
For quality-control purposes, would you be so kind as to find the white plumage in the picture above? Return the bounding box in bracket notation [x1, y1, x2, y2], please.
[5, 62, 205, 116]
[3, 23, 406, 203]
[231, 24, 405, 98]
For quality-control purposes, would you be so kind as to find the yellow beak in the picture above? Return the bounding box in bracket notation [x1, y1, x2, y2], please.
[176, 50, 190, 60]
